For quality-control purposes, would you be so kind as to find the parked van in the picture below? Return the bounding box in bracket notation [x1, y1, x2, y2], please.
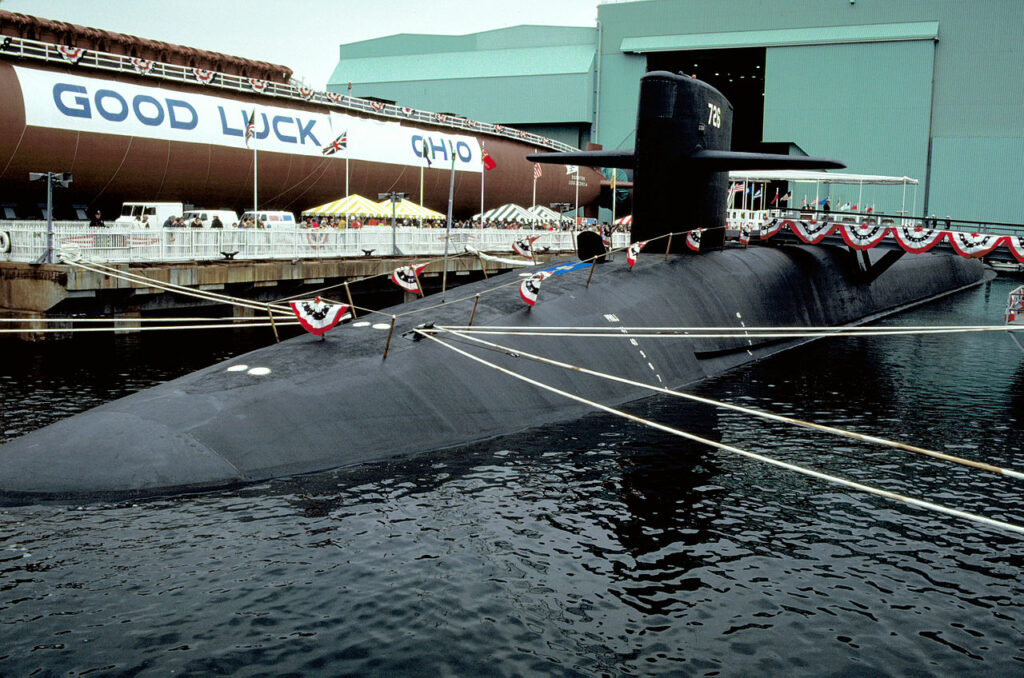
[182, 209, 238, 229]
[115, 202, 184, 229]
[238, 210, 296, 229]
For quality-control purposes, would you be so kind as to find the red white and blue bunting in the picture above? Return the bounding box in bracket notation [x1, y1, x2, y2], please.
[627, 240, 647, 267]
[57, 45, 85, 64]
[131, 58, 154, 75]
[686, 229, 702, 252]
[520, 271, 553, 307]
[758, 220, 1024, 262]
[392, 263, 429, 294]
[248, 78, 268, 93]
[290, 298, 350, 336]
[192, 68, 215, 85]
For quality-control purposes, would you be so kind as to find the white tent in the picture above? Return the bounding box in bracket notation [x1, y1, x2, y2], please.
[528, 205, 573, 223]
[476, 203, 538, 224]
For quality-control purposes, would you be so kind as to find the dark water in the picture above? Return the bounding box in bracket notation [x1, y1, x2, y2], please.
[1, 277, 1023, 676]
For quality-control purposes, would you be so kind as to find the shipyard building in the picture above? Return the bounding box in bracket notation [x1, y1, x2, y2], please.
[328, 0, 1024, 224]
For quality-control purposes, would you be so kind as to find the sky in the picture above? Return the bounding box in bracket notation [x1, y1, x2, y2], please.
[2, 0, 604, 89]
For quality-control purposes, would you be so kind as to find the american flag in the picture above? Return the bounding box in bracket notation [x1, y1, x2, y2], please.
[244, 110, 256, 147]
[533, 163, 543, 180]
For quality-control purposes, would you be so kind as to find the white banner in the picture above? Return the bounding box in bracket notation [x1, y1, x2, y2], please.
[14, 65, 482, 173]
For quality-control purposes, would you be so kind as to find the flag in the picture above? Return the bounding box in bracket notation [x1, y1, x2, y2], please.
[565, 165, 579, 175]
[533, 163, 543, 180]
[866, 205, 874, 214]
[512, 235, 541, 258]
[801, 195, 807, 208]
[391, 263, 428, 294]
[289, 298, 350, 336]
[627, 240, 646, 268]
[739, 225, 751, 246]
[244, 110, 256, 147]
[781, 192, 792, 202]
[731, 182, 745, 194]
[482, 148, 497, 171]
[322, 132, 347, 155]
[422, 139, 433, 167]
[520, 271, 553, 307]
[770, 188, 780, 206]
[752, 189, 762, 200]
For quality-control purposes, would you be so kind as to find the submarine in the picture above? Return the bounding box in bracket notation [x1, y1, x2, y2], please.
[0, 71, 984, 498]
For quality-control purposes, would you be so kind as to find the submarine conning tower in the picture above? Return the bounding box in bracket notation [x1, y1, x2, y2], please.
[529, 70, 844, 252]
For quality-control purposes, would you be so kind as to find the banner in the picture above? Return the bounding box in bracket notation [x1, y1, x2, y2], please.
[14, 65, 482, 172]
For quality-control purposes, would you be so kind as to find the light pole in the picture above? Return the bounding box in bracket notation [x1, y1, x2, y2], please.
[29, 172, 72, 264]
[379, 191, 408, 256]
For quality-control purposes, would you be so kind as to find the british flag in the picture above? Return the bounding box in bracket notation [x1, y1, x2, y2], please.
[322, 132, 347, 155]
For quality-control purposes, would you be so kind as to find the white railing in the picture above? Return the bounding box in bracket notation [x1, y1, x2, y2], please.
[0, 222, 627, 264]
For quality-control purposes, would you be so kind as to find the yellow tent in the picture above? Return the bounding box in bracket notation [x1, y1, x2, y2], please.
[377, 198, 446, 220]
[302, 194, 391, 218]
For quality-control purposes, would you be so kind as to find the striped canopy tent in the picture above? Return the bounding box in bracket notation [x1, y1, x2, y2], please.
[528, 204, 573, 223]
[614, 214, 632, 226]
[302, 194, 391, 218]
[476, 203, 539, 224]
[377, 198, 446, 220]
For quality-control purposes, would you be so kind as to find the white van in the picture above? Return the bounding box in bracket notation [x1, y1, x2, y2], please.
[238, 210, 296, 229]
[115, 202, 184, 229]
[182, 209, 239, 229]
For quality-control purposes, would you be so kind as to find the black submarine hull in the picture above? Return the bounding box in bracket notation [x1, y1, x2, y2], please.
[0, 247, 985, 498]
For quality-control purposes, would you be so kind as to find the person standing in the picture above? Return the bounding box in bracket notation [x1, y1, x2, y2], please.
[89, 210, 105, 227]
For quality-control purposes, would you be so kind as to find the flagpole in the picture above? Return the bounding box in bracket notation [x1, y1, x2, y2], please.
[442, 151, 456, 302]
[611, 170, 617, 228]
[480, 142, 485, 227]
[574, 171, 580, 230]
[253, 108, 258, 224]
[531, 149, 537, 209]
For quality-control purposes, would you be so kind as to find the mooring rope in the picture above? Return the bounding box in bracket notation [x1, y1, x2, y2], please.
[430, 327, 1024, 480]
[0, 320, 299, 334]
[436, 324, 1023, 339]
[415, 328, 1024, 537]
[64, 256, 292, 315]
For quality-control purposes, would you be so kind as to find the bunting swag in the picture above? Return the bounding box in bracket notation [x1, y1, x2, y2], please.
[392, 263, 429, 294]
[290, 298, 350, 335]
[520, 271, 553, 307]
[892, 225, 945, 254]
[627, 241, 647, 268]
[789, 220, 836, 244]
[512, 236, 541, 259]
[839, 223, 889, 250]
[686, 229, 702, 252]
[948, 232, 1001, 258]
[736, 219, 1024, 263]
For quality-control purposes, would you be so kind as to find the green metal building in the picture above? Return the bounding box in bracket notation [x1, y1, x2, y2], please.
[329, 0, 1024, 224]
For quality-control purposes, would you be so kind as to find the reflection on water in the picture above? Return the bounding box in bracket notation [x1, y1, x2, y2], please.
[1, 278, 1023, 676]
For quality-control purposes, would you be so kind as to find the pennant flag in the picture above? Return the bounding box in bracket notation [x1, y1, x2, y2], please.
[520, 271, 553, 307]
[627, 240, 647, 267]
[533, 163, 543, 180]
[290, 297, 350, 336]
[512, 235, 541, 258]
[322, 132, 347, 155]
[482, 148, 497, 171]
[244, 110, 256, 147]
[391, 263, 429, 294]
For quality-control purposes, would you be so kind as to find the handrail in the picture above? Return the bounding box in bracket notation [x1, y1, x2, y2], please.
[0, 34, 579, 154]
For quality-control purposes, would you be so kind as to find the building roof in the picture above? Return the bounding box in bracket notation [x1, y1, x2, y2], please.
[333, 44, 594, 84]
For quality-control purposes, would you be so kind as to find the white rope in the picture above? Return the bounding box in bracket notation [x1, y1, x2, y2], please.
[433, 328, 1024, 481]
[0, 316, 287, 323]
[0, 321, 300, 334]
[65, 256, 292, 314]
[437, 324, 1022, 339]
[416, 329, 1024, 537]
